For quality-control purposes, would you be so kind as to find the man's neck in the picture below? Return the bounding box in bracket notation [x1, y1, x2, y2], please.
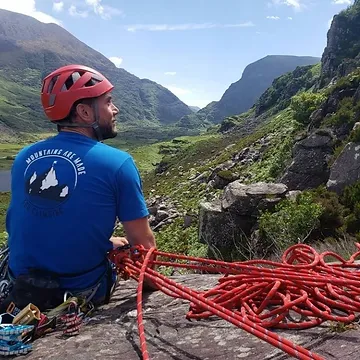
[59, 127, 96, 140]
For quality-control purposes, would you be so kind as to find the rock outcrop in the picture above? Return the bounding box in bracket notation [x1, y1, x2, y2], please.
[320, 0, 360, 86]
[198, 182, 288, 257]
[280, 130, 334, 190]
[22, 275, 360, 360]
[327, 142, 360, 194]
[146, 196, 181, 231]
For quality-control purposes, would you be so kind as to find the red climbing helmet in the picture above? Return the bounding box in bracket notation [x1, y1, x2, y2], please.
[41, 64, 114, 121]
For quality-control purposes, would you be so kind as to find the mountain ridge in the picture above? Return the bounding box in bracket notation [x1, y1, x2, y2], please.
[178, 55, 321, 127]
[0, 9, 193, 134]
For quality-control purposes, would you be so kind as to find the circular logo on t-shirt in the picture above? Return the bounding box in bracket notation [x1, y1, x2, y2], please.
[24, 156, 77, 209]
[23, 149, 87, 216]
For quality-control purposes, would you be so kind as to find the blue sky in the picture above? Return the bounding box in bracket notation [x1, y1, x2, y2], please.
[0, 0, 354, 108]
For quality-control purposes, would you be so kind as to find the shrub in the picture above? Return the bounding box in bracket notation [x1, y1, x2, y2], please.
[309, 186, 345, 237]
[328, 97, 355, 126]
[290, 91, 326, 124]
[259, 192, 323, 251]
[155, 219, 207, 258]
[342, 181, 360, 211]
[349, 126, 360, 143]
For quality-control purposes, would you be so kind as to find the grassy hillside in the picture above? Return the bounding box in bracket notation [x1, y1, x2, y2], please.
[0, 9, 193, 138]
[2, 63, 360, 261]
[2, 1, 360, 262]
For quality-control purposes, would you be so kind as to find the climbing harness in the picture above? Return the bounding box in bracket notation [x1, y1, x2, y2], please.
[0, 244, 109, 355]
[108, 242, 360, 360]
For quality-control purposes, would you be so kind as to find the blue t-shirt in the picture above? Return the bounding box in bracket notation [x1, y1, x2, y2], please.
[6, 131, 149, 290]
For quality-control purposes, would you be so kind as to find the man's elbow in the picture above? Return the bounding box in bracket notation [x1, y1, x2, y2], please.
[130, 232, 156, 250]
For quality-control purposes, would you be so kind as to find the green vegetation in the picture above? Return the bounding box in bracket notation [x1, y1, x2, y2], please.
[2, 0, 360, 262]
[256, 63, 321, 116]
[325, 97, 360, 128]
[259, 192, 323, 252]
[243, 109, 301, 182]
[290, 91, 326, 124]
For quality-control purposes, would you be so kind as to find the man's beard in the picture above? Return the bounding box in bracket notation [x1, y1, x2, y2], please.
[100, 122, 118, 140]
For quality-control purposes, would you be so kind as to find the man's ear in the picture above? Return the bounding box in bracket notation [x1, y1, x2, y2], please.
[75, 103, 93, 121]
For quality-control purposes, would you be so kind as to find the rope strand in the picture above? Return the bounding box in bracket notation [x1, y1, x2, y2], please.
[108, 243, 360, 360]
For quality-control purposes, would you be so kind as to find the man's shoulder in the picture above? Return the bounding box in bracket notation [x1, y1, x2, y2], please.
[92, 142, 133, 168]
[15, 139, 48, 159]
[95, 142, 131, 159]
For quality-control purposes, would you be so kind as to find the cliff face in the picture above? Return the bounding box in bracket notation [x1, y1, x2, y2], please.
[196, 55, 320, 124]
[321, 0, 360, 86]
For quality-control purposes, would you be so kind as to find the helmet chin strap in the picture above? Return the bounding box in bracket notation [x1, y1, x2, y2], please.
[90, 100, 103, 143]
[55, 100, 103, 142]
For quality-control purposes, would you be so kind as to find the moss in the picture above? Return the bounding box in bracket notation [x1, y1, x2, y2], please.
[217, 170, 236, 181]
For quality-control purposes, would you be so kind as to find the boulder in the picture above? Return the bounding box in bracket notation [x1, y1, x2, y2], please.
[221, 181, 288, 216]
[327, 142, 360, 194]
[198, 200, 254, 248]
[198, 182, 288, 255]
[280, 130, 334, 190]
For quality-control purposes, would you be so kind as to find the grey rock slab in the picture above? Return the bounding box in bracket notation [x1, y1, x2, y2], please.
[23, 275, 357, 360]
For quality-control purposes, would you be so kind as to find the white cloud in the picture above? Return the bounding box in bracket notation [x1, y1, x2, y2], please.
[84, 0, 123, 20]
[288, 16, 293, 20]
[269, 0, 304, 11]
[52, 1, 64, 12]
[0, 0, 62, 25]
[332, 0, 351, 4]
[266, 15, 280, 20]
[69, 5, 88, 18]
[109, 56, 123, 68]
[165, 72, 177, 76]
[126, 22, 255, 32]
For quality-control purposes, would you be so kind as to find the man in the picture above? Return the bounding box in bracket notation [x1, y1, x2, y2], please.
[4, 64, 157, 311]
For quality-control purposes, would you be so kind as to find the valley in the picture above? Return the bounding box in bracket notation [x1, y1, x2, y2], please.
[1, 1, 360, 263]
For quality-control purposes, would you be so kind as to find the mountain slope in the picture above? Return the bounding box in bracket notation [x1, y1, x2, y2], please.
[0, 9, 192, 133]
[131, 0, 360, 261]
[181, 55, 320, 126]
[320, 0, 360, 86]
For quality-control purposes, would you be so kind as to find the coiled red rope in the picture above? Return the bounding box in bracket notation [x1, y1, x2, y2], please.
[108, 243, 360, 360]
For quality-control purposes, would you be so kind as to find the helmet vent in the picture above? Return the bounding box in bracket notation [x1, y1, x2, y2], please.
[62, 71, 82, 92]
[47, 75, 59, 94]
[84, 77, 101, 87]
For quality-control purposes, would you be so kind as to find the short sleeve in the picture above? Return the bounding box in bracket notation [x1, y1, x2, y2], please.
[115, 157, 149, 222]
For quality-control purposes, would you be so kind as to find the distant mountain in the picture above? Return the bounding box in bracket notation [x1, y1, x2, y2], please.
[189, 106, 201, 113]
[0, 9, 192, 134]
[182, 55, 321, 125]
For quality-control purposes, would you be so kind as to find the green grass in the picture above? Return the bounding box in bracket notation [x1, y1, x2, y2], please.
[106, 133, 219, 174]
[0, 144, 22, 170]
[0, 193, 10, 243]
[0, 133, 55, 170]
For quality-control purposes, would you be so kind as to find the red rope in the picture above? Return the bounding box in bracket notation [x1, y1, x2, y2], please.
[108, 243, 360, 360]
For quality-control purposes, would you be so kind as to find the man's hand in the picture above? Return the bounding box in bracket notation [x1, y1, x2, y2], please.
[110, 236, 129, 249]
[122, 217, 159, 291]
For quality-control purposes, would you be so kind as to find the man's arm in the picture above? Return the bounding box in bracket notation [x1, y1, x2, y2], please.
[122, 217, 158, 291]
[114, 156, 158, 290]
[122, 217, 156, 250]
